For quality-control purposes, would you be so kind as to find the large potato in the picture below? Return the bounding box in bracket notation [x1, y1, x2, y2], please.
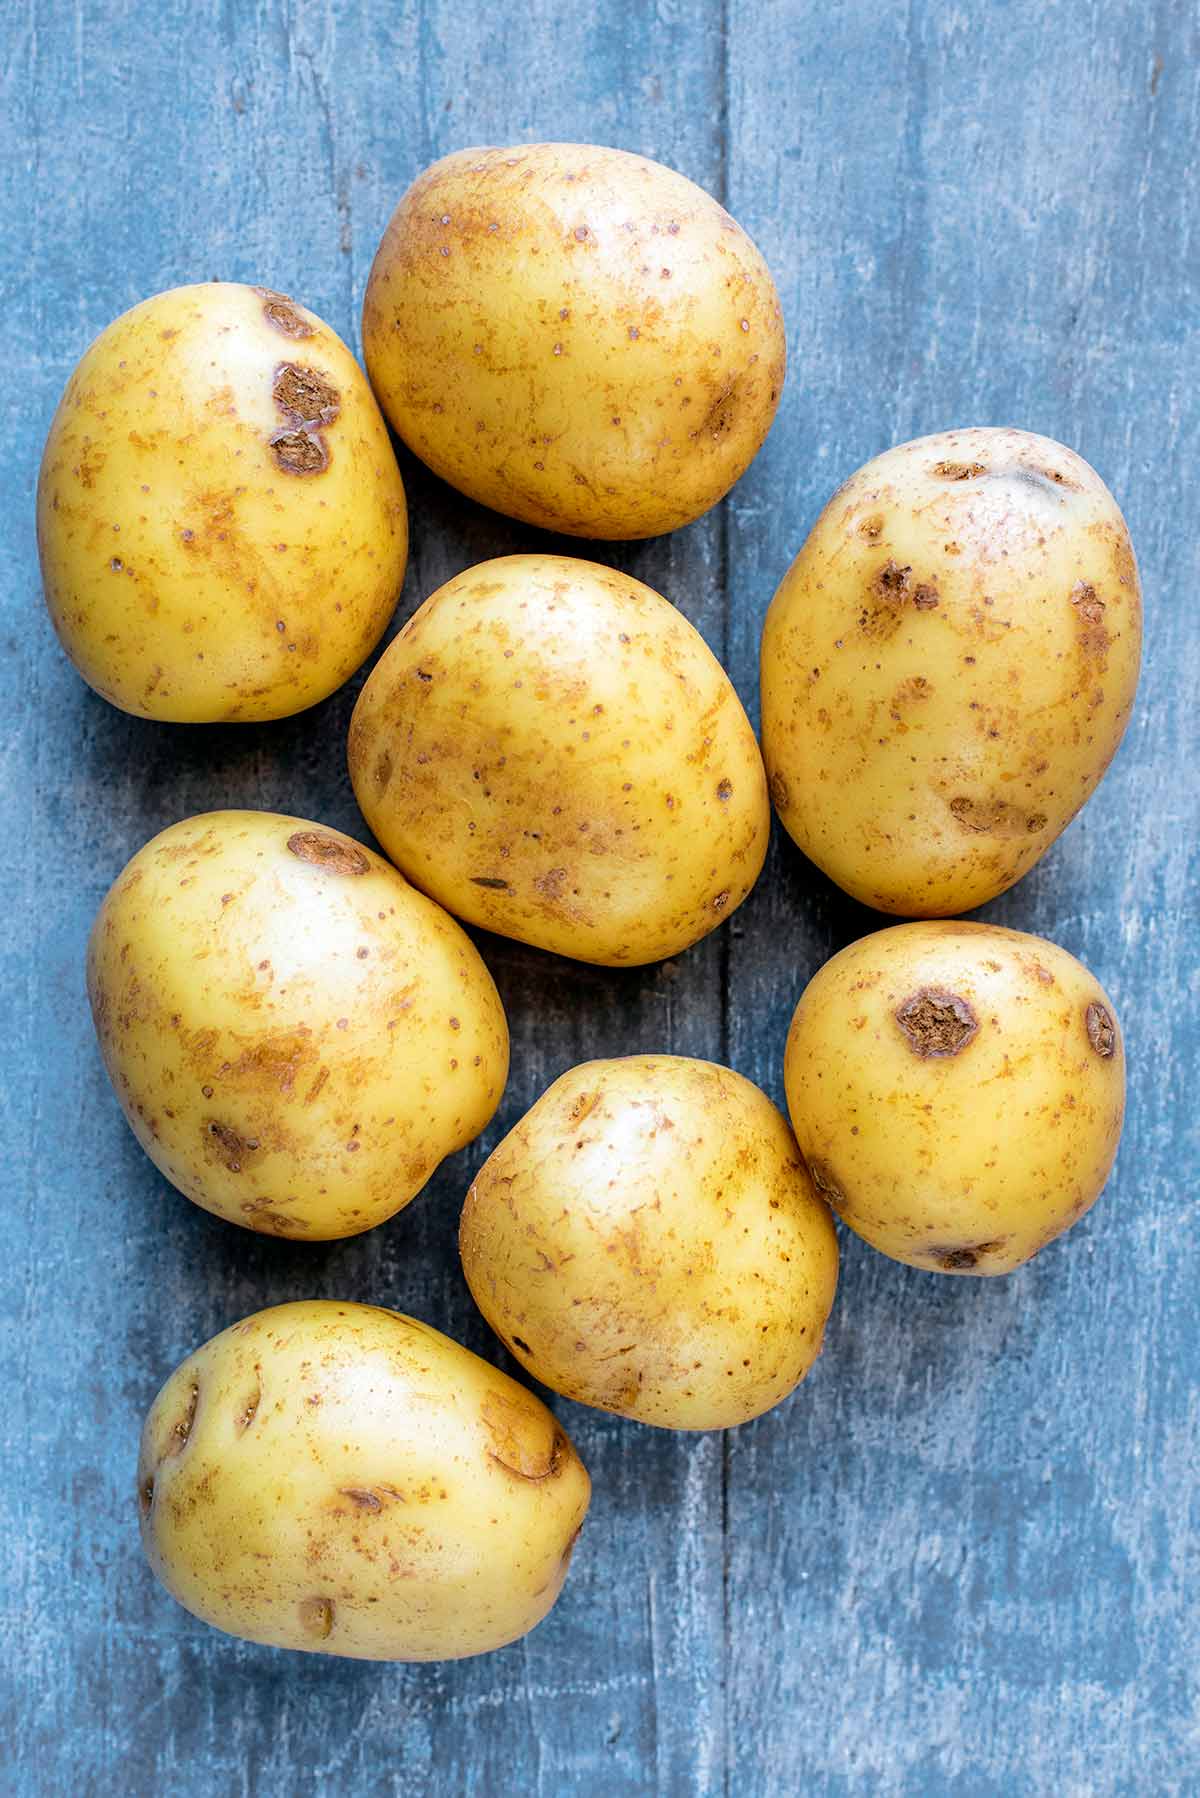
[138, 1302, 590, 1660]
[38, 282, 408, 722]
[460, 1056, 839, 1430]
[362, 143, 786, 538]
[783, 921, 1125, 1275]
[87, 811, 508, 1239]
[760, 428, 1142, 914]
[348, 554, 770, 966]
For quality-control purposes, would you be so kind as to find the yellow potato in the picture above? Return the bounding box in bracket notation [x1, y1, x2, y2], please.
[362, 143, 786, 539]
[138, 1301, 590, 1660]
[38, 282, 408, 722]
[460, 1056, 839, 1430]
[761, 427, 1142, 914]
[783, 921, 1125, 1275]
[87, 811, 508, 1240]
[348, 554, 770, 966]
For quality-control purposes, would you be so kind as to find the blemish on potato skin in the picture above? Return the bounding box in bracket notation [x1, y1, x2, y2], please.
[255, 288, 315, 338]
[931, 1239, 1006, 1271]
[273, 363, 340, 425]
[286, 831, 370, 875]
[895, 988, 979, 1058]
[1086, 1001, 1117, 1057]
[298, 1595, 334, 1638]
[270, 427, 329, 475]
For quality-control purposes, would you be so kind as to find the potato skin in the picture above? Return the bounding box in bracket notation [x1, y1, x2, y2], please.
[460, 1056, 839, 1430]
[87, 811, 508, 1240]
[137, 1302, 590, 1660]
[760, 428, 1142, 914]
[38, 282, 408, 722]
[782, 922, 1126, 1275]
[348, 555, 770, 966]
[362, 143, 786, 539]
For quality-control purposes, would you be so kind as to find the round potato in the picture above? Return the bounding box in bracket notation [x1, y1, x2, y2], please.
[460, 1056, 839, 1430]
[38, 282, 408, 722]
[87, 811, 508, 1239]
[138, 1302, 590, 1660]
[348, 554, 770, 966]
[362, 143, 786, 539]
[760, 427, 1142, 914]
[783, 921, 1125, 1275]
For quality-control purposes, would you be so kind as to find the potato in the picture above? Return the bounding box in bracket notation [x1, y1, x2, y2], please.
[138, 1301, 590, 1660]
[460, 1056, 839, 1430]
[783, 921, 1125, 1275]
[38, 282, 407, 722]
[760, 428, 1142, 914]
[361, 143, 786, 539]
[348, 554, 770, 966]
[87, 811, 508, 1240]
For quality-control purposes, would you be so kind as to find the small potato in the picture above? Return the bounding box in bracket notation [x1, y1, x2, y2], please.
[362, 143, 786, 538]
[348, 554, 769, 966]
[138, 1302, 590, 1660]
[760, 427, 1142, 914]
[38, 282, 408, 721]
[460, 1056, 839, 1430]
[87, 811, 508, 1239]
[783, 921, 1125, 1275]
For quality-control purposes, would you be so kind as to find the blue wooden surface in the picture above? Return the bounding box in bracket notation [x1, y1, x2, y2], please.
[3, 2, 1197, 1793]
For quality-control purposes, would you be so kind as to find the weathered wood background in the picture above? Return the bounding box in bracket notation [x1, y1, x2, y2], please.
[3, 1, 1197, 1792]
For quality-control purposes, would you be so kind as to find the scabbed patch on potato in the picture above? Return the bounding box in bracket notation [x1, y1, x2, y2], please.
[38, 282, 408, 722]
[138, 1302, 590, 1659]
[348, 553, 770, 967]
[782, 921, 1126, 1275]
[760, 427, 1142, 915]
[87, 810, 508, 1239]
[460, 1055, 839, 1430]
[362, 142, 786, 539]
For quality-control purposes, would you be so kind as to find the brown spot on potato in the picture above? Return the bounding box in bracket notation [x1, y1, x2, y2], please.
[568, 1090, 601, 1125]
[716, 778, 733, 801]
[511, 1335, 532, 1354]
[471, 876, 511, 890]
[287, 831, 370, 875]
[534, 867, 569, 900]
[169, 1383, 199, 1453]
[138, 1474, 155, 1517]
[931, 460, 987, 480]
[933, 1239, 1005, 1271]
[255, 288, 315, 338]
[298, 1595, 334, 1639]
[235, 1378, 261, 1435]
[273, 363, 340, 424]
[1071, 581, 1110, 662]
[1086, 1001, 1117, 1058]
[806, 1158, 845, 1206]
[858, 514, 885, 540]
[482, 1392, 567, 1481]
[949, 796, 1046, 837]
[206, 1119, 253, 1172]
[712, 890, 730, 911]
[896, 988, 979, 1058]
[270, 427, 328, 475]
[339, 1487, 383, 1511]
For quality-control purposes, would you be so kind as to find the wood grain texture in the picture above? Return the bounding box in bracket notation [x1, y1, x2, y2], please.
[1, 0, 1196, 1792]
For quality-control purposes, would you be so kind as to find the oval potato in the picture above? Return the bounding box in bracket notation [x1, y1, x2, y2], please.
[362, 143, 786, 538]
[348, 554, 770, 966]
[38, 282, 408, 722]
[783, 921, 1126, 1275]
[87, 811, 508, 1239]
[760, 427, 1142, 914]
[138, 1302, 590, 1659]
[460, 1056, 839, 1430]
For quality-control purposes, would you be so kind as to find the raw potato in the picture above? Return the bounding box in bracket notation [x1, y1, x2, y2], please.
[138, 1302, 590, 1660]
[460, 1056, 839, 1430]
[362, 143, 786, 539]
[783, 921, 1125, 1275]
[760, 427, 1142, 914]
[87, 811, 508, 1240]
[348, 554, 770, 966]
[38, 282, 408, 722]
